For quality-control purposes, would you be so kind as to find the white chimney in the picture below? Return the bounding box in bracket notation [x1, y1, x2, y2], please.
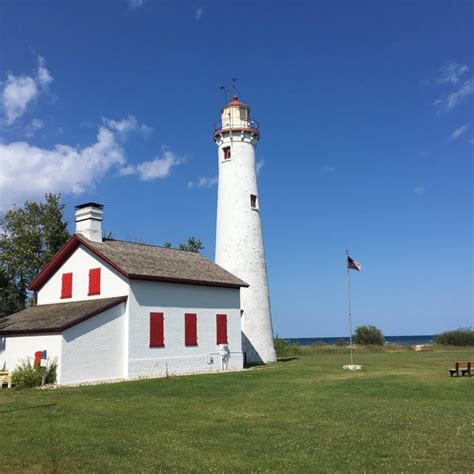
[75, 203, 104, 243]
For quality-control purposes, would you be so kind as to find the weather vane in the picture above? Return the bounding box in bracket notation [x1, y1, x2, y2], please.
[219, 78, 238, 104]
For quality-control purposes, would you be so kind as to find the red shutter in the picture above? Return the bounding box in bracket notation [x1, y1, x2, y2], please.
[88, 268, 101, 296]
[185, 313, 198, 346]
[61, 273, 73, 299]
[216, 314, 228, 344]
[150, 312, 164, 347]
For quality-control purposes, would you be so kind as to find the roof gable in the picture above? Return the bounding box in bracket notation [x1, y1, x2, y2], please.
[28, 235, 127, 292]
[29, 234, 248, 292]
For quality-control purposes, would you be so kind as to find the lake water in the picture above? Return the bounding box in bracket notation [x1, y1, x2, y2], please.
[286, 335, 435, 346]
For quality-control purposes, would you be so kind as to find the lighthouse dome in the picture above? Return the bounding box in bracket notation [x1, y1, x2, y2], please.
[213, 95, 259, 140]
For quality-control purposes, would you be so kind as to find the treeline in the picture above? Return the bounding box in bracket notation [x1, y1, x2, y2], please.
[435, 328, 474, 346]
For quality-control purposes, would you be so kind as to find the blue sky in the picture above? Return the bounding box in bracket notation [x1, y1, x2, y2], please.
[0, 0, 472, 337]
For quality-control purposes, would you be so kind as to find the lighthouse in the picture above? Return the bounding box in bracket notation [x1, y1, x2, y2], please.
[213, 96, 276, 364]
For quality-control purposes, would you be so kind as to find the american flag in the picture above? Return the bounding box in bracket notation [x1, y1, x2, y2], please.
[347, 256, 361, 271]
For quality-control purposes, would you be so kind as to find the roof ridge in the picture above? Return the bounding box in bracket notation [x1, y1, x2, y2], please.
[100, 237, 204, 255]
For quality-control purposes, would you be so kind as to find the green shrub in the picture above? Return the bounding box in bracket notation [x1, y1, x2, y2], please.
[335, 339, 347, 347]
[434, 327, 474, 346]
[274, 338, 302, 357]
[12, 358, 58, 388]
[353, 325, 385, 345]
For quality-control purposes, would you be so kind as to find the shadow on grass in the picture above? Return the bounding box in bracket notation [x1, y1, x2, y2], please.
[245, 357, 300, 368]
[244, 362, 264, 369]
[0, 403, 57, 414]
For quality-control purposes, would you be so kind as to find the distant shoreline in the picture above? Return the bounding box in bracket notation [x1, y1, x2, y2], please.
[285, 335, 434, 346]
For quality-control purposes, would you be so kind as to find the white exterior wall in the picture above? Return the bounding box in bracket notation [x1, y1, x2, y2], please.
[0, 333, 62, 379]
[60, 302, 126, 385]
[37, 244, 129, 305]
[128, 280, 243, 378]
[214, 128, 276, 364]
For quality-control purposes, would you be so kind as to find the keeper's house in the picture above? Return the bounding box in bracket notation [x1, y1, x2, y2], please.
[0, 203, 247, 385]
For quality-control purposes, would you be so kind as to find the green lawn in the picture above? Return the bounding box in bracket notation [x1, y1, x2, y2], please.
[1, 347, 473, 472]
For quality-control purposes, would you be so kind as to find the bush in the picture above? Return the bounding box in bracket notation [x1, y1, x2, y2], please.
[435, 327, 474, 346]
[353, 325, 385, 346]
[11, 358, 58, 388]
[274, 338, 302, 357]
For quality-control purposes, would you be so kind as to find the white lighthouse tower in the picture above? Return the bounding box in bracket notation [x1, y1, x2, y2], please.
[213, 96, 276, 364]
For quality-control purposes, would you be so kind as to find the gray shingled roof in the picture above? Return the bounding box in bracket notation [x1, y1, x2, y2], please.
[0, 297, 127, 335]
[81, 236, 248, 288]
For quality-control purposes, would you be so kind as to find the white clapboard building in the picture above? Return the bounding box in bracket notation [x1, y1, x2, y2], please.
[0, 203, 248, 385]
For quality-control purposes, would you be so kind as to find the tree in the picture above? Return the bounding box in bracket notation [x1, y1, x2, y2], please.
[0, 194, 70, 317]
[435, 328, 474, 346]
[178, 237, 204, 253]
[353, 325, 385, 345]
[162, 237, 204, 253]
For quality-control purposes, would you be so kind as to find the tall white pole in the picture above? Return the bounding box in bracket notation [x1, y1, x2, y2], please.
[346, 249, 354, 365]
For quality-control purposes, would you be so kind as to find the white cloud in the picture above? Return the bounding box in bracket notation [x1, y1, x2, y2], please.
[448, 124, 469, 142]
[414, 186, 425, 195]
[194, 6, 203, 20]
[123, 147, 186, 181]
[2, 75, 38, 125]
[139, 123, 154, 136]
[256, 159, 264, 175]
[118, 165, 136, 176]
[187, 176, 218, 189]
[436, 62, 469, 86]
[37, 56, 53, 87]
[434, 78, 474, 112]
[1, 56, 53, 125]
[321, 165, 335, 173]
[102, 115, 153, 138]
[0, 125, 125, 210]
[0, 110, 179, 210]
[25, 118, 44, 137]
[103, 116, 138, 135]
[127, 0, 145, 9]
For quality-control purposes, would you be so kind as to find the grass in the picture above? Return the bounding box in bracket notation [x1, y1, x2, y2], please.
[1, 346, 472, 472]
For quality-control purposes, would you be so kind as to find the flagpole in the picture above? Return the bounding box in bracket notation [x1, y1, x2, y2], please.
[346, 249, 354, 365]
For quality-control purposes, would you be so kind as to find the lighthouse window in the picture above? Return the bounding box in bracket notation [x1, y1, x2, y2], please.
[223, 146, 231, 160]
[250, 194, 258, 209]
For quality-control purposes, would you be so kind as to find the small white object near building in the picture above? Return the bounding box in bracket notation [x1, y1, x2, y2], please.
[343, 364, 363, 371]
[0, 203, 248, 385]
